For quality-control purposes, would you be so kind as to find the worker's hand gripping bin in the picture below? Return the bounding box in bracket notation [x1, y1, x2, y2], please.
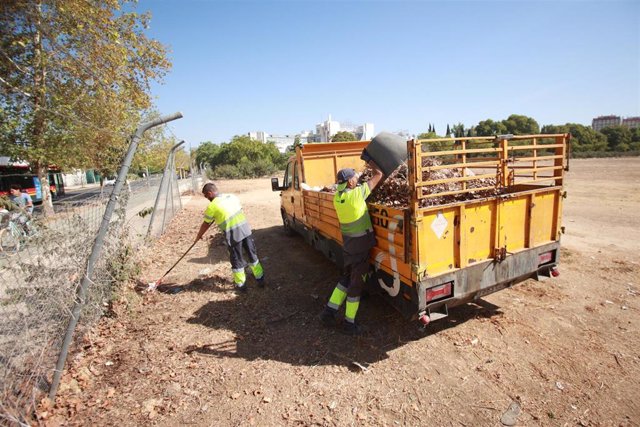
[361, 132, 408, 176]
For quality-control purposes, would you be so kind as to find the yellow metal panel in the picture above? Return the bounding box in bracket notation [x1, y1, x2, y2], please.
[370, 247, 413, 282]
[373, 227, 405, 247]
[463, 202, 496, 263]
[418, 208, 457, 275]
[301, 141, 368, 188]
[531, 192, 556, 244]
[375, 235, 405, 263]
[304, 157, 338, 187]
[498, 197, 527, 252]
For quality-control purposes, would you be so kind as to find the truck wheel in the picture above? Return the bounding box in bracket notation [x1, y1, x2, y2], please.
[282, 211, 295, 236]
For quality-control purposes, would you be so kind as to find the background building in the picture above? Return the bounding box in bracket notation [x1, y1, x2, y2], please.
[248, 131, 310, 153]
[621, 117, 640, 129]
[592, 115, 621, 131]
[312, 115, 375, 142]
[249, 115, 375, 152]
[592, 115, 640, 131]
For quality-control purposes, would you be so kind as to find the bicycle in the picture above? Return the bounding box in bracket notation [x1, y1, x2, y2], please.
[0, 210, 39, 256]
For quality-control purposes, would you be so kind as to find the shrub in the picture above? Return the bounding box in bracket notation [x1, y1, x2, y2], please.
[210, 164, 242, 179]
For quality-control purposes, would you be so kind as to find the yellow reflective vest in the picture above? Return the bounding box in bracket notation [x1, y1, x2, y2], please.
[204, 194, 251, 245]
[333, 184, 376, 258]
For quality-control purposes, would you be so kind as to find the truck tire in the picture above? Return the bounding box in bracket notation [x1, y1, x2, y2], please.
[281, 211, 295, 236]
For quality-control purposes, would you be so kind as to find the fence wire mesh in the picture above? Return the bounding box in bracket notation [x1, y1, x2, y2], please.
[0, 170, 202, 424]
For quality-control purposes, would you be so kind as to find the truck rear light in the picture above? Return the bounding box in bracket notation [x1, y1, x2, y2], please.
[551, 267, 560, 277]
[538, 251, 554, 265]
[426, 281, 453, 303]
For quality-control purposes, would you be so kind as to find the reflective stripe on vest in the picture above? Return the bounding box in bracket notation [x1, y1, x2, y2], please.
[204, 194, 247, 229]
[333, 185, 372, 237]
[219, 210, 247, 232]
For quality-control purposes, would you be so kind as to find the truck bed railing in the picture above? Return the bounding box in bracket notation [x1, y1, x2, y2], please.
[407, 134, 569, 209]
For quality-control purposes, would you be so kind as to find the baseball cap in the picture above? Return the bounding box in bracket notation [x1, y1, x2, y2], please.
[336, 168, 356, 191]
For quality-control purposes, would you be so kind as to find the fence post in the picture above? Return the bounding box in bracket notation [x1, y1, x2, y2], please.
[49, 112, 183, 400]
[169, 153, 176, 216]
[190, 151, 198, 194]
[146, 140, 185, 238]
[175, 153, 183, 211]
[162, 151, 176, 233]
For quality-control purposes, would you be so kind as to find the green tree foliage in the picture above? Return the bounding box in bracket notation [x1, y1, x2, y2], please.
[541, 123, 607, 152]
[631, 127, 640, 151]
[195, 135, 286, 179]
[194, 141, 220, 169]
[285, 136, 302, 154]
[600, 126, 633, 151]
[502, 114, 540, 135]
[0, 0, 170, 215]
[475, 115, 539, 137]
[417, 131, 438, 139]
[470, 115, 637, 156]
[475, 119, 507, 136]
[451, 123, 465, 137]
[331, 131, 356, 142]
[416, 131, 455, 151]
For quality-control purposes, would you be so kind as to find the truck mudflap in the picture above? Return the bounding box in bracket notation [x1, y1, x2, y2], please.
[370, 241, 560, 321]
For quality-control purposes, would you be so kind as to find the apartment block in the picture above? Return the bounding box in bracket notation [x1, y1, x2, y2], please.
[622, 117, 640, 129]
[592, 115, 621, 131]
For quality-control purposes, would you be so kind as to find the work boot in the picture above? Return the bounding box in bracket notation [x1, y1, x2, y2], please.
[256, 276, 266, 288]
[319, 307, 337, 327]
[235, 283, 248, 294]
[340, 321, 364, 336]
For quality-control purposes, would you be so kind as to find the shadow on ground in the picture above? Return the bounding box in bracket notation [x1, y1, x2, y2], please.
[181, 225, 503, 368]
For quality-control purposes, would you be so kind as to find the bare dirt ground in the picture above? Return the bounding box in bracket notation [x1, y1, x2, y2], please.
[43, 158, 639, 426]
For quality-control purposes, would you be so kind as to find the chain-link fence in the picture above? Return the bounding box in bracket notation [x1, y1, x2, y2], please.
[0, 120, 202, 424]
[0, 190, 130, 424]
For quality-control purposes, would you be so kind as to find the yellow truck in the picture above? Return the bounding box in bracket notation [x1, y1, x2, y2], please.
[271, 134, 569, 324]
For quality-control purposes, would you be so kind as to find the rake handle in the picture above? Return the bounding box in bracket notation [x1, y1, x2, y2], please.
[157, 240, 198, 283]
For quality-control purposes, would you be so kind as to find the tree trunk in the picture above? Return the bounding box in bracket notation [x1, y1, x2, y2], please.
[36, 162, 54, 215]
[32, 1, 54, 216]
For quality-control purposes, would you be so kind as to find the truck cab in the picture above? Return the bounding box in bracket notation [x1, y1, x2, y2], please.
[272, 155, 303, 235]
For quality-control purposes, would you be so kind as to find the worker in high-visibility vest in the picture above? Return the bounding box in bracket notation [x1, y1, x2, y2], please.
[320, 160, 384, 335]
[195, 182, 265, 292]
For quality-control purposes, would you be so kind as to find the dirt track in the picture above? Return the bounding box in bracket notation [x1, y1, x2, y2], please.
[46, 158, 640, 426]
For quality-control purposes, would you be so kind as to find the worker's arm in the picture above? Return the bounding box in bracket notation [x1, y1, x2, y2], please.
[367, 160, 384, 191]
[194, 221, 212, 244]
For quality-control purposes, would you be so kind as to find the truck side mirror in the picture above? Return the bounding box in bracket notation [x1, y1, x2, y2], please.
[271, 177, 282, 192]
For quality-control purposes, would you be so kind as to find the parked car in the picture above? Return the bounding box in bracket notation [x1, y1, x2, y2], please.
[103, 177, 116, 186]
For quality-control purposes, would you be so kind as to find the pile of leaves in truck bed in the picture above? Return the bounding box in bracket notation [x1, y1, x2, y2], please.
[357, 157, 501, 208]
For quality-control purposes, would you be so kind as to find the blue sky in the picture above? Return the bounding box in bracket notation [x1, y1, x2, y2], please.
[138, 0, 640, 145]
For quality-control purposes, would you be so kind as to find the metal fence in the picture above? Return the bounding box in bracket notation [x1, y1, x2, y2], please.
[0, 171, 202, 423]
[0, 115, 205, 424]
[0, 190, 130, 423]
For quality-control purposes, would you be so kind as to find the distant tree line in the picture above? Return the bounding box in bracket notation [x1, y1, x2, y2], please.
[196, 114, 640, 180]
[420, 114, 640, 156]
[195, 131, 366, 180]
[195, 135, 287, 179]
